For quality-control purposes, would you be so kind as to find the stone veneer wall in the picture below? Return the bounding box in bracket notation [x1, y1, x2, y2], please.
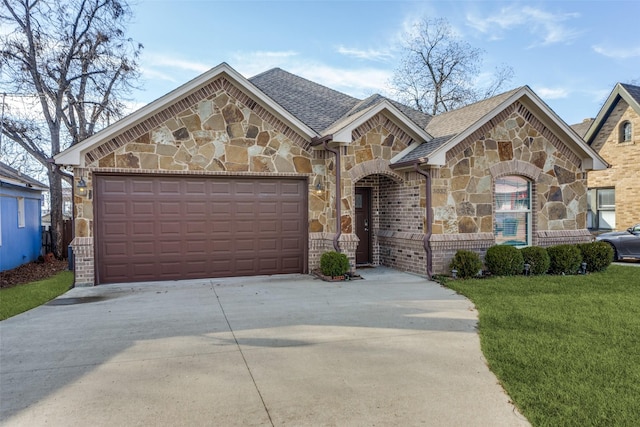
[71, 77, 330, 285]
[339, 114, 428, 275]
[429, 103, 591, 274]
[587, 98, 640, 230]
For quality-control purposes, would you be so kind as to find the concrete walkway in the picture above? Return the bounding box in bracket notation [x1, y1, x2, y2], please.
[0, 268, 529, 426]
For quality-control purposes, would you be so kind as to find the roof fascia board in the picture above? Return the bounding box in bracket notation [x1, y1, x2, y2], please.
[332, 100, 431, 143]
[584, 83, 640, 143]
[0, 177, 48, 191]
[55, 63, 318, 167]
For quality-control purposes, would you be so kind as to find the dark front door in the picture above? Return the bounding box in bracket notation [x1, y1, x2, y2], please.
[355, 187, 372, 265]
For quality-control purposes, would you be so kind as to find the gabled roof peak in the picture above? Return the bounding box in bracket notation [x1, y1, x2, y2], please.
[584, 82, 640, 143]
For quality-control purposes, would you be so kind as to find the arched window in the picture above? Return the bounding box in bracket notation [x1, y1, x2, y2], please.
[621, 121, 632, 142]
[494, 176, 531, 246]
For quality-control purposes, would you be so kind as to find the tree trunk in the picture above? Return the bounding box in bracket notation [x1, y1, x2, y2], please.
[48, 165, 64, 259]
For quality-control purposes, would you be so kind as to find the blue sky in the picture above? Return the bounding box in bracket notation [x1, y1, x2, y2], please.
[127, 0, 640, 126]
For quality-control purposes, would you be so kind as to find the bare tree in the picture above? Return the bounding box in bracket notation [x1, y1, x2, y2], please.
[391, 18, 514, 115]
[0, 0, 142, 258]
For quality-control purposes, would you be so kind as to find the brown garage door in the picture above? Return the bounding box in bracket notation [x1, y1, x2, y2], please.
[94, 174, 307, 284]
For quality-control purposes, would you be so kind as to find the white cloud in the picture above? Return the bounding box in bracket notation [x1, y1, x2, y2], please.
[144, 53, 212, 73]
[466, 5, 582, 47]
[535, 87, 570, 100]
[292, 65, 391, 98]
[228, 50, 391, 99]
[230, 50, 299, 76]
[139, 66, 178, 83]
[336, 46, 394, 62]
[592, 44, 640, 59]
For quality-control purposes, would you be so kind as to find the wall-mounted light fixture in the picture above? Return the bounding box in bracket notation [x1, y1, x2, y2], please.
[315, 182, 323, 195]
[76, 177, 87, 197]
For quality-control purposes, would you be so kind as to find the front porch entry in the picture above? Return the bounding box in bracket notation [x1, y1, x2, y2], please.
[355, 187, 372, 265]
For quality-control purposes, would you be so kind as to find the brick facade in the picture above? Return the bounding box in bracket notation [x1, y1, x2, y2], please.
[587, 98, 640, 230]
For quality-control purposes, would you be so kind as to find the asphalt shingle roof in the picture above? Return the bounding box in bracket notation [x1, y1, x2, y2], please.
[249, 68, 360, 134]
[249, 68, 432, 135]
[0, 161, 47, 189]
[249, 68, 525, 166]
[570, 119, 594, 138]
[620, 83, 640, 105]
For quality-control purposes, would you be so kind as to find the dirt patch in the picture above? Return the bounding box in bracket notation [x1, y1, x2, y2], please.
[0, 259, 69, 289]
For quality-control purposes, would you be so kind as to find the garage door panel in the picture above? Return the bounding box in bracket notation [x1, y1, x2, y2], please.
[282, 238, 303, 251]
[186, 221, 208, 234]
[235, 220, 256, 233]
[131, 201, 154, 216]
[131, 180, 154, 195]
[282, 201, 302, 214]
[104, 201, 128, 215]
[185, 181, 206, 195]
[132, 221, 155, 235]
[96, 175, 307, 284]
[159, 201, 181, 215]
[103, 222, 128, 237]
[212, 203, 232, 214]
[160, 222, 181, 234]
[158, 240, 183, 255]
[186, 240, 208, 253]
[282, 256, 303, 271]
[132, 241, 155, 255]
[235, 182, 256, 195]
[159, 180, 181, 194]
[103, 179, 127, 193]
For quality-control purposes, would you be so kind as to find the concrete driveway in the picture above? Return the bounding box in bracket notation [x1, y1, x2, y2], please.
[0, 268, 528, 426]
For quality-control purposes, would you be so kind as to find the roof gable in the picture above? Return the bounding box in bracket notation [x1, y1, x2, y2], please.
[394, 86, 607, 171]
[55, 63, 318, 167]
[584, 83, 640, 144]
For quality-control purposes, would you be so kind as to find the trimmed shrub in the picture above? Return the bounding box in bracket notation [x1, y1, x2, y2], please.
[520, 246, 550, 275]
[485, 245, 525, 276]
[577, 241, 614, 273]
[320, 251, 350, 277]
[449, 250, 483, 279]
[547, 244, 583, 275]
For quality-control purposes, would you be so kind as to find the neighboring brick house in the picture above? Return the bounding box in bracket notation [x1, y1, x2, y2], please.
[55, 63, 606, 286]
[578, 83, 640, 231]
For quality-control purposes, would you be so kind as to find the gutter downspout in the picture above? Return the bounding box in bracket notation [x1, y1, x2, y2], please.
[413, 162, 433, 280]
[311, 136, 342, 252]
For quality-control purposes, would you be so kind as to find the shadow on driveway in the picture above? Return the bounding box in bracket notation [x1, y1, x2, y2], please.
[0, 268, 528, 426]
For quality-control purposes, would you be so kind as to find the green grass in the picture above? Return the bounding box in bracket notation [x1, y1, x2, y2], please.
[0, 271, 74, 320]
[445, 265, 640, 427]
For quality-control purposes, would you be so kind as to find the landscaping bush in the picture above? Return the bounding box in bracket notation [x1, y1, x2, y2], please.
[485, 245, 524, 276]
[577, 241, 614, 273]
[520, 246, 550, 275]
[320, 251, 350, 277]
[547, 244, 583, 275]
[449, 250, 483, 279]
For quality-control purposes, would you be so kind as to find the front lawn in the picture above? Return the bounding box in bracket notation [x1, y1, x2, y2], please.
[445, 265, 640, 426]
[0, 271, 74, 320]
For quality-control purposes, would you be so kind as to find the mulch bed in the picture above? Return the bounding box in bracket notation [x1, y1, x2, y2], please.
[0, 259, 69, 289]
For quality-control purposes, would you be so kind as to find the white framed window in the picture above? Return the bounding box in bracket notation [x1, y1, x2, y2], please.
[18, 197, 25, 228]
[494, 176, 531, 246]
[621, 121, 632, 142]
[587, 188, 615, 230]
